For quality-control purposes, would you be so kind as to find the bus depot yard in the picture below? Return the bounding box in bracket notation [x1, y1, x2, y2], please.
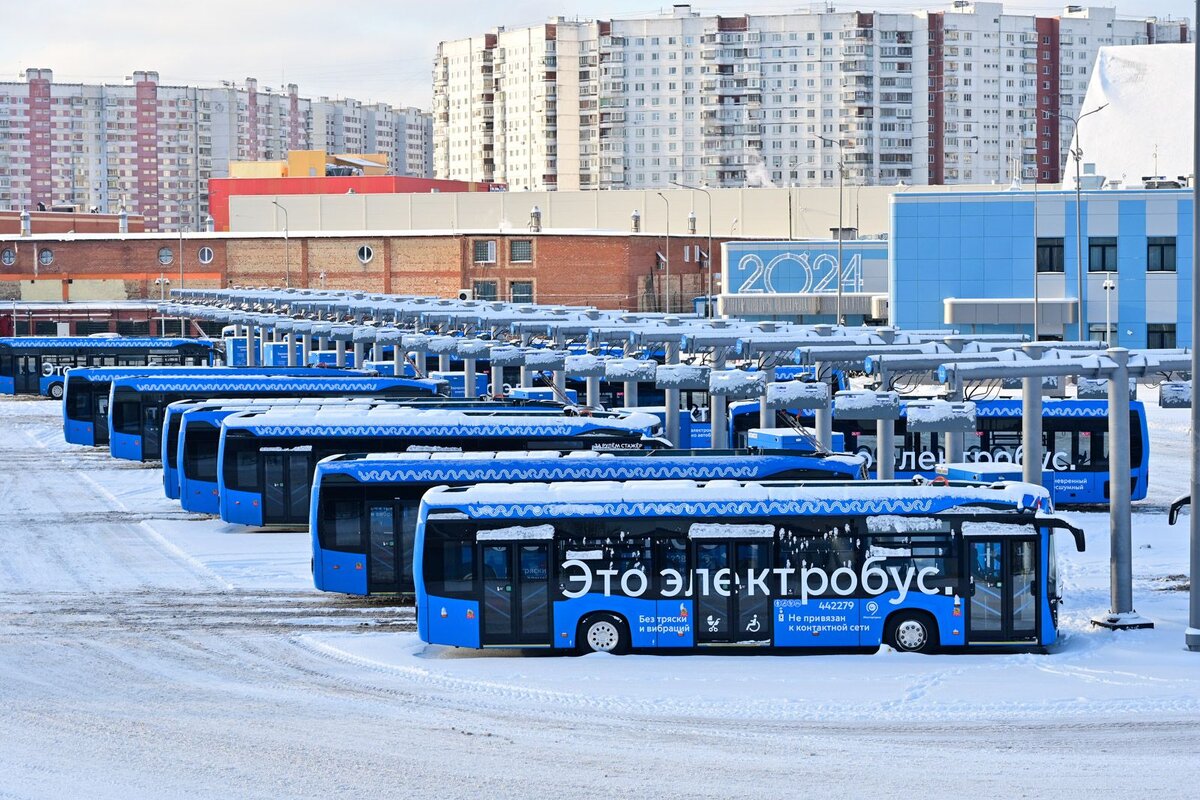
[2, 389, 1200, 797]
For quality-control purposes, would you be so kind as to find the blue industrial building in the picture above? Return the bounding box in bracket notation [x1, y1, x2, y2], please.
[720, 188, 1192, 348]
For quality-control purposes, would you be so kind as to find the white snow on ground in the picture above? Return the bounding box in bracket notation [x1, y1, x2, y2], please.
[1, 391, 1199, 799]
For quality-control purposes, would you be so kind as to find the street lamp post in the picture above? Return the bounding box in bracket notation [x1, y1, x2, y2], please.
[153, 276, 170, 336]
[271, 200, 290, 288]
[178, 225, 187, 336]
[670, 181, 714, 317]
[1190, 0, 1200, 652]
[656, 192, 670, 313]
[1102, 277, 1116, 346]
[817, 134, 845, 325]
[1058, 103, 1108, 342]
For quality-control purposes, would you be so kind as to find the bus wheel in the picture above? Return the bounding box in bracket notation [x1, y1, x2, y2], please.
[886, 612, 937, 654]
[49, 383, 64, 400]
[578, 614, 629, 655]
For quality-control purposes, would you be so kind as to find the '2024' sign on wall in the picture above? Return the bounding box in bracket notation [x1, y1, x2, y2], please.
[732, 250, 864, 294]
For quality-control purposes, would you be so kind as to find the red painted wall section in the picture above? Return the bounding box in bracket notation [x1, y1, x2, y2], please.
[136, 77, 160, 227]
[1035, 17, 1060, 184]
[209, 176, 507, 231]
[27, 75, 52, 208]
[927, 13, 944, 185]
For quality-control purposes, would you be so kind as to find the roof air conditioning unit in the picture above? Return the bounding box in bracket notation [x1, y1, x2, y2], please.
[457, 289, 473, 301]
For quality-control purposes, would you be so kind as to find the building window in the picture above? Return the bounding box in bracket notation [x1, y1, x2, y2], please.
[1147, 323, 1177, 349]
[473, 239, 497, 263]
[1147, 236, 1176, 272]
[197, 246, 214, 265]
[510, 240, 533, 263]
[357, 245, 374, 265]
[38, 248, 53, 266]
[157, 247, 174, 266]
[510, 280, 534, 304]
[1087, 237, 1117, 272]
[472, 280, 498, 301]
[0, 248, 13, 266]
[1036, 237, 1064, 273]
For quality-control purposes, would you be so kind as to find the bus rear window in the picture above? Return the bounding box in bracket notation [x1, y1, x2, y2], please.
[111, 399, 141, 434]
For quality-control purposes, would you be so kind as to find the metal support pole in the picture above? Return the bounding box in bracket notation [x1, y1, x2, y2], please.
[520, 364, 534, 388]
[301, 334, 312, 366]
[260, 328, 271, 367]
[944, 375, 966, 464]
[586, 375, 600, 409]
[335, 339, 347, 368]
[665, 341, 681, 448]
[245, 323, 257, 367]
[758, 365, 774, 429]
[623, 380, 639, 409]
[393, 343, 404, 378]
[1020, 344, 1044, 486]
[286, 332, 297, 367]
[710, 394, 728, 450]
[1190, 0, 1200, 649]
[354, 342, 366, 369]
[438, 353, 450, 373]
[876, 366, 895, 479]
[464, 357, 477, 399]
[814, 361, 833, 450]
[553, 369, 567, 404]
[1107, 348, 1134, 618]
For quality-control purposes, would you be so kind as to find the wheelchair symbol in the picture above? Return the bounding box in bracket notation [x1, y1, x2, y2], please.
[747, 614, 761, 633]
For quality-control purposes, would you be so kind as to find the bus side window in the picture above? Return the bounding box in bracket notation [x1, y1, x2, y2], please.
[424, 524, 475, 597]
[327, 500, 363, 550]
[775, 519, 855, 597]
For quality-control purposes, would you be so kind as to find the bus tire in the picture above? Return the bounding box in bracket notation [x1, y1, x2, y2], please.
[577, 613, 629, 655]
[49, 383, 64, 400]
[885, 611, 938, 654]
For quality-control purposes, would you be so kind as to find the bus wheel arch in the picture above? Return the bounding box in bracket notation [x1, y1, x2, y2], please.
[884, 610, 939, 654]
[576, 612, 631, 655]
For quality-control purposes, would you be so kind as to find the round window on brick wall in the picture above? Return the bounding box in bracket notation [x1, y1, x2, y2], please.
[0, 248, 14, 267]
[38, 248, 53, 266]
[157, 247, 173, 266]
[198, 246, 214, 265]
[357, 245, 374, 265]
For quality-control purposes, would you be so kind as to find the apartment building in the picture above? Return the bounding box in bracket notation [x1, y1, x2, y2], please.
[433, 2, 1188, 191]
[0, 70, 433, 232]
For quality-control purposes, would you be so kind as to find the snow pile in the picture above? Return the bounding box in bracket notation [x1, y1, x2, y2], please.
[605, 357, 657, 382]
[476, 524, 556, 541]
[708, 369, 766, 398]
[766, 380, 829, 409]
[426, 335, 460, 354]
[564, 354, 608, 376]
[905, 400, 977, 432]
[523, 349, 568, 369]
[1159, 381, 1191, 409]
[655, 364, 710, 388]
[455, 339, 492, 358]
[487, 345, 524, 365]
[834, 390, 900, 419]
[400, 333, 430, 350]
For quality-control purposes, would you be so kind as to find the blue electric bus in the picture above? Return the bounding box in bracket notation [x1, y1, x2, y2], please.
[171, 396, 572, 509]
[218, 408, 669, 527]
[108, 373, 447, 462]
[0, 337, 213, 398]
[312, 449, 868, 596]
[164, 397, 393, 502]
[62, 365, 343, 447]
[415, 479, 1083, 654]
[728, 398, 1149, 505]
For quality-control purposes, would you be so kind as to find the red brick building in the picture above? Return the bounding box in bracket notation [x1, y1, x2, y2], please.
[0, 230, 725, 312]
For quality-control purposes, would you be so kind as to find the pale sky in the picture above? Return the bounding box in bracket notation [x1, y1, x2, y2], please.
[4, 0, 1193, 108]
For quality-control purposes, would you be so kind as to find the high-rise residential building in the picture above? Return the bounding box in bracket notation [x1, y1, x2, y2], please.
[0, 70, 433, 231]
[433, 2, 1189, 191]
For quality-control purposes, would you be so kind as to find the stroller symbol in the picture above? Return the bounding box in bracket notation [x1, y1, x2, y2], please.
[746, 614, 761, 633]
[706, 615, 721, 632]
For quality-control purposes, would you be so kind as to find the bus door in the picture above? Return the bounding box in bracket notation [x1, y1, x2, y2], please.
[262, 448, 312, 525]
[364, 501, 419, 594]
[478, 541, 551, 646]
[693, 540, 773, 646]
[16, 355, 39, 393]
[965, 535, 1039, 644]
[142, 403, 163, 459]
